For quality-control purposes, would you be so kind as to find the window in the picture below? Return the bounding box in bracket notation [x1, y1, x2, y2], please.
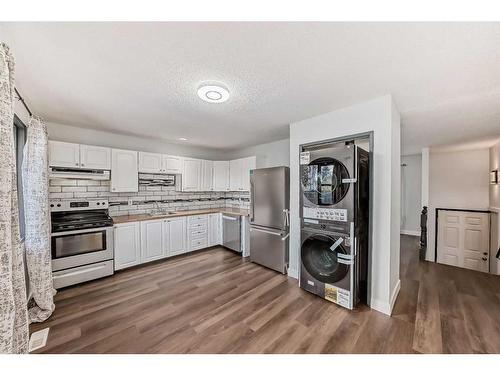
[13, 114, 26, 239]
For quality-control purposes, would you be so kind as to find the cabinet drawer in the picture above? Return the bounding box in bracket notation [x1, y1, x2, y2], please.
[189, 228, 207, 238]
[190, 237, 208, 250]
[188, 222, 207, 231]
[188, 215, 208, 224]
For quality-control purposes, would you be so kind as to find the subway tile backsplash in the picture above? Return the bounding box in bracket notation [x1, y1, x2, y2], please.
[49, 174, 250, 217]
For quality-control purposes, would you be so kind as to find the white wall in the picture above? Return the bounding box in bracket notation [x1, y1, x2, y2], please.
[401, 154, 422, 235]
[225, 138, 290, 168]
[289, 95, 401, 315]
[490, 140, 500, 210]
[426, 147, 490, 261]
[45, 121, 227, 160]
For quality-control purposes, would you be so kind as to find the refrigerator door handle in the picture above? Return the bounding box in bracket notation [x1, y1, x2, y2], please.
[250, 178, 255, 222]
[250, 226, 281, 236]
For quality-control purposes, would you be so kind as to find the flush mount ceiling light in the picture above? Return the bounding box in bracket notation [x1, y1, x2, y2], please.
[197, 83, 229, 103]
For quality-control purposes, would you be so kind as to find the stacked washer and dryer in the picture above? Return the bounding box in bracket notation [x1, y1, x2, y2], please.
[299, 140, 370, 310]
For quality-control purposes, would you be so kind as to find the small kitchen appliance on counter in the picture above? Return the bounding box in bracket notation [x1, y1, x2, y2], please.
[50, 199, 114, 289]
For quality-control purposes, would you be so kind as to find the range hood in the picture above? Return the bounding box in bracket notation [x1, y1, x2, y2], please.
[49, 167, 110, 180]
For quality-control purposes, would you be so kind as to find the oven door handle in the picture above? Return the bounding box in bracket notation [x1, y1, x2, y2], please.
[51, 226, 113, 237]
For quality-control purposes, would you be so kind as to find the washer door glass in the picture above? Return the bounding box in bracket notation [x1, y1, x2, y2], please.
[301, 157, 350, 205]
[301, 234, 349, 284]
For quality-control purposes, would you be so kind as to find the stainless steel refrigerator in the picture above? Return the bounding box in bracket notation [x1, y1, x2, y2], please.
[250, 166, 290, 274]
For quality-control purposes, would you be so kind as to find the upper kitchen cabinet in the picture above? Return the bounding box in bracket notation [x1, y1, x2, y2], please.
[182, 158, 202, 191]
[138, 152, 183, 174]
[49, 141, 81, 168]
[163, 155, 183, 174]
[213, 161, 230, 192]
[201, 160, 214, 191]
[49, 140, 111, 170]
[241, 156, 256, 191]
[111, 148, 138, 192]
[138, 152, 163, 173]
[229, 159, 242, 191]
[229, 157, 256, 191]
[80, 144, 111, 170]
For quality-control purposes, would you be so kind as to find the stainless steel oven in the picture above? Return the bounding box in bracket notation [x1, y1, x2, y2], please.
[51, 226, 114, 272]
[50, 199, 114, 289]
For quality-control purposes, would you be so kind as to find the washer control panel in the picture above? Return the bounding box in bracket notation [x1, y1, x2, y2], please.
[303, 207, 348, 222]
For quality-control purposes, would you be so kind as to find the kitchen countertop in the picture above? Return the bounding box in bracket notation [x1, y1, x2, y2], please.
[112, 207, 250, 224]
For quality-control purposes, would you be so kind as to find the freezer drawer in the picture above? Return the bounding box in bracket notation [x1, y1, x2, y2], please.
[250, 225, 289, 274]
[222, 214, 241, 252]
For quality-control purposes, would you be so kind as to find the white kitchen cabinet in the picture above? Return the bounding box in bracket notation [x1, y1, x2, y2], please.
[229, 157, 256, 191]
[240, 156, 256, 191]
[80, 144, 111, 170]
[164, 216, 187, 256]
[208, 213, 222, 246]
[114, 222, 141, 270]
[182, 158, 202, 191]
[138, 152, 163, 173]
[229, 159, 243, 191]
[187, 215, 209, 251]
[49, 141, 80, 168]
[163, 155, 183, 174]
[201, 160, 214, 191]
[49, 141, 111, 170]
[111, 148, 138, 193]
[213, 161, 230, 192]
[140, 219, 165, 263]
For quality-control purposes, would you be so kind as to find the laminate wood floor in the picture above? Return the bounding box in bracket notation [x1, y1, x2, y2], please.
[31, 235, 500, 353]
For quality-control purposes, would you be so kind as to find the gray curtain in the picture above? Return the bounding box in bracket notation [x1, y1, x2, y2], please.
[23, 116, 55, 322]
[0, 42, 29, 354]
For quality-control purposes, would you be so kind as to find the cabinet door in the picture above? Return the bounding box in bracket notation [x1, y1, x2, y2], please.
[114, 222, 141, 270]
[208, 213, 221, 246]
[138, 152, 163, 173]
[163, 155, 183, 174]
[182, 158, 202, 191]
[80, 144, 111, 170]
[201, 160, 214, 191]
[140, 219, 165, 263]
[111, 149, 138, 193]
[165, 217, 187, 256]
[229, 159, 242, 191]
[48, 140, 80, 168]
[240, 156, 256, 191]
[213, 161, 230, 191]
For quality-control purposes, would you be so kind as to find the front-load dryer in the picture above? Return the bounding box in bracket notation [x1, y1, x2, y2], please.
[300, 226, 357, 309]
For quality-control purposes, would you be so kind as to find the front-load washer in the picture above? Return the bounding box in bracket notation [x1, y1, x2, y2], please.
[300, 226, 357, 309]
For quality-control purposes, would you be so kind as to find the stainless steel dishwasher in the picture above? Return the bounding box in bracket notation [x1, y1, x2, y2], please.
[222, 214, 241, 253]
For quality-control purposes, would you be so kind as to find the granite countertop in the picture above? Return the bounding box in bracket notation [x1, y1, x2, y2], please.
[112, 207, 250, 224]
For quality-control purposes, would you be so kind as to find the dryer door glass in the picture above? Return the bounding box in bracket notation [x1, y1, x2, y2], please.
[301, 234, 349, 283]
[301, 157, 350, 206]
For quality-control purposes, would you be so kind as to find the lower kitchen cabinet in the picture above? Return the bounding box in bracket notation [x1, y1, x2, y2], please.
[114, 222, 141, 270]
[164, 216, 187, 256]
[208, 213, 222, 246]
[140, 219, 165, 263]
[114, 213, 223, 270]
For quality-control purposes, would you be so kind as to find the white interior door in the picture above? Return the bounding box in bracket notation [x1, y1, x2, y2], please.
[437, 210, 490, 273]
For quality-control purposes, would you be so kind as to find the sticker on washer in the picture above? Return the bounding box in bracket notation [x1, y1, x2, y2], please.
[300, 151, 310, 165]
[324, 284, 350, 308]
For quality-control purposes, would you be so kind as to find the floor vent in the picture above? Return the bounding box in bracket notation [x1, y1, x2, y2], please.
[29, 327, 49, 352]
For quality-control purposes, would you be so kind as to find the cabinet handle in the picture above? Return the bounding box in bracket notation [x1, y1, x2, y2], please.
[482, 257, 488, 261]
[81, 163, 85, 167]
[75, 163, 79, 166]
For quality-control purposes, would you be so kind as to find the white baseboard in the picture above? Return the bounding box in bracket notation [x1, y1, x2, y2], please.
[370, 279, 401, 316]
[287, 267, 298, 279]
[400, 229, 421, 236]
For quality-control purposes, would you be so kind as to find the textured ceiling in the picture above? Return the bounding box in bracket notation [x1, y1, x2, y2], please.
[2, 22, 500, 153]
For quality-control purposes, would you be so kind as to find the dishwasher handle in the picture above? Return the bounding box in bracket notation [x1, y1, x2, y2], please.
[222, 215, 238, 221]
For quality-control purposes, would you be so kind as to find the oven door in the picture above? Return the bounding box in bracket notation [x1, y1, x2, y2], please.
[51, 226, 114, 271]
